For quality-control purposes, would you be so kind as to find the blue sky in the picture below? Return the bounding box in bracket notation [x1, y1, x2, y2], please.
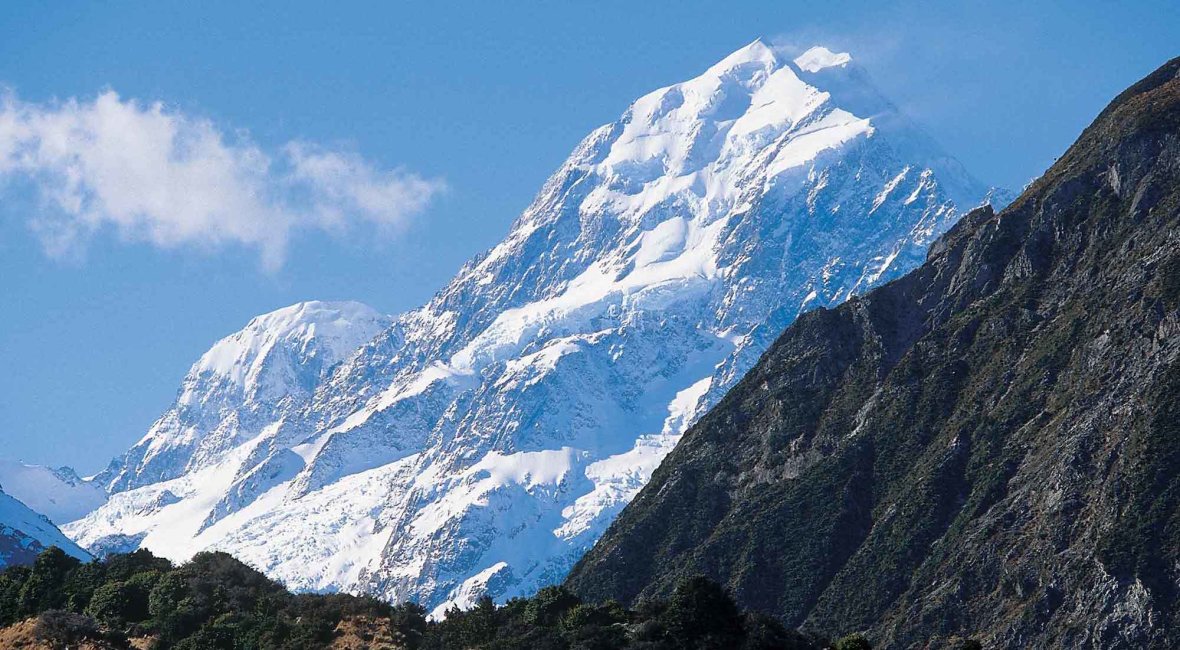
[1, 1, 1177, 473]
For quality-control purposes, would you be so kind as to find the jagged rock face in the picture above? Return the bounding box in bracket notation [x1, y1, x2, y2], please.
[0, 487, 89, 567]
[566, 57, 1180, 649]
[67, 41, 1000, 614]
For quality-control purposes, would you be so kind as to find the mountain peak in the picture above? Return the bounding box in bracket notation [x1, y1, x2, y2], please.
[793, 45, 853, 73]
[708, 38, 780, 73]
[241, 300, 386, 341]
[595, 38, 871, 194]
[195, 300, 389, 386]
[92, 300, 393, 492]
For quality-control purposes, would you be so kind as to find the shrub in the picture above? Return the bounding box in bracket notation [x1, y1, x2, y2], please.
[833, 632, 873, 650]
[33, 609, 100, 645]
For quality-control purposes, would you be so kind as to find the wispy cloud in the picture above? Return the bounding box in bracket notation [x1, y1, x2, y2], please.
[0, 89, 444, 269]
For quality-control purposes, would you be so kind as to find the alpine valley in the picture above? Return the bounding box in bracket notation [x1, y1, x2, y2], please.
[61, 40, 1007, 616]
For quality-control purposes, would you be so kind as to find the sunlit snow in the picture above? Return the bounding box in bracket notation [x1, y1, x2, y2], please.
[66, 38, 1003, 613]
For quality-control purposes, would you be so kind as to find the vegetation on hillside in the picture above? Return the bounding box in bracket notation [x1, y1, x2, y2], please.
[0, 546, 900, 649]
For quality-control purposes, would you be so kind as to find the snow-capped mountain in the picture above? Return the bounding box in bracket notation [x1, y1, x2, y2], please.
[67, 40, 1005, 614]
[0, 486, 90, 567]
[0, 460, 107, 524]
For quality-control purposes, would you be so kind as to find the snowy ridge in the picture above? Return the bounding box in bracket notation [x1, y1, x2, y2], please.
[0, 486, 89, 567]
[67, 40, 1005, 614]
[0, 460, 107, 524]
[97, 300, 391, 492]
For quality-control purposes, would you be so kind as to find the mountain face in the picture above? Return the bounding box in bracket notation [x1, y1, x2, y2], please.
[566, 58, 1180, 648]
[65, 300, 391, 557]
[67, 41, 1000, 614]
[0, 487, 89, 567]
[0, 461, 107, 525]
[97, 300, 393, 494]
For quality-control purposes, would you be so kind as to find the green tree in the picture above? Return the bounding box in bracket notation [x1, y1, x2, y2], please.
[389, 601, 429, 650]
[17, 547, 81, 616]
[148, 570, 189, 619]
[833, 632, 872, 650]
[62, 560, 107, 613]
[86, 576, 153, 628]
[437, 595, 500, 647]
[103, 548, 172, 582]
[525, 585, 581, 626]
[172, 619, 238, 650]
[660, 576, 744, 647]
[558, 599, 629, 650]
[741, 612, 817, 650]
[0, 566, 30, 626]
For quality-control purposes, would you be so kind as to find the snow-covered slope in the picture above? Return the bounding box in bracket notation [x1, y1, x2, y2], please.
[0, 486, 90, 567]
[0, 461, 107, 524]
[97, 300, 392, 494]
[67, 40, 1005, 613]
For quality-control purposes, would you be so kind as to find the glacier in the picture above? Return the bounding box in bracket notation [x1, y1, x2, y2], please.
[65, 40, 1006, 615]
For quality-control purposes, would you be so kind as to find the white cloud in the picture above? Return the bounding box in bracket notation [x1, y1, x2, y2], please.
[0, 89, 444, 269]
